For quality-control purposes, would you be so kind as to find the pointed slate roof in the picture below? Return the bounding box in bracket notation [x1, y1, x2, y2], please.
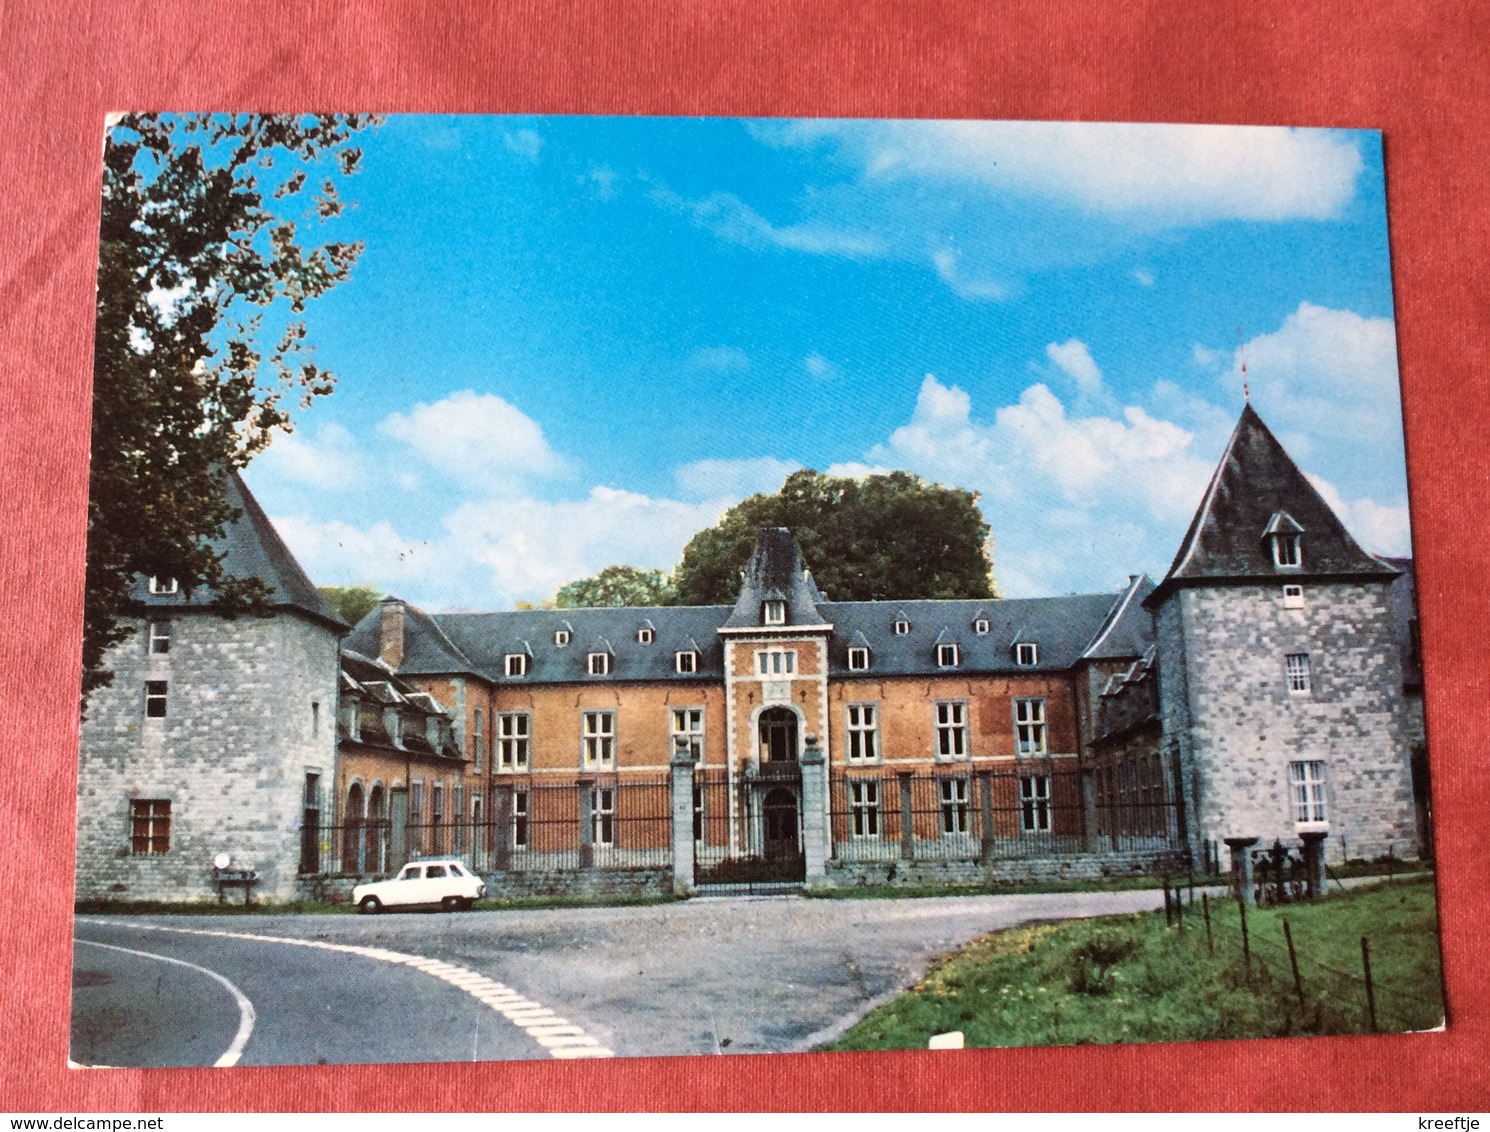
[1147, 404, 1395, 604]
[132, 469, 345, 630]
[722, 528, 829, 629]
[1082, 575, 1157, 660]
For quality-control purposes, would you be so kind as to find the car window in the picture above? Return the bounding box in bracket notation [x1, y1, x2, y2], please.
[449, 863, 467, 876]
[398, 867, 419, 880]
[425, 865, 447, 878]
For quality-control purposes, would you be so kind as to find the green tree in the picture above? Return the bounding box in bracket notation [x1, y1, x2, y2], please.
[671, 469, 996, 605]
[84, 113, 377, 706]
[318, 584, 384, 627]
[555, 565, 677, 608]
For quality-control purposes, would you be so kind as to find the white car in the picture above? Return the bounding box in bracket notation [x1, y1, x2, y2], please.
[353, 858, 486, 913]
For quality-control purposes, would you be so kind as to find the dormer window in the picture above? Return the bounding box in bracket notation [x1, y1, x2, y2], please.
[936, 643, 960, 668]
[893, 618, 910, 635]
[638, 627, 654, 644]
[587, 651, 612, 676]
[148, 576, 178, 595]
[973, 618, 990, 635]
[504, 653, 529, 678]
[1273, 534, 1302, 568]
[554, 629, 571, 647]
[763, 600, 786, 625]
[848, 646, 871, 672]
[1014, 642, 1039, 667]
[675, 650, 698, 674]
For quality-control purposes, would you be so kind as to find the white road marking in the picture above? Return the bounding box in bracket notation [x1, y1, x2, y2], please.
[75, 937, 256, 1068]
[76, 918, 612, 1060]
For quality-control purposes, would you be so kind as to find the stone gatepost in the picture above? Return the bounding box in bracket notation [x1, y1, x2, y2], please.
[388, 787, 409, 872]
[799, 735, 830, 888]
[669, 746, 697, 898]
[1225, 836, 1259, 906]
[1300, 831, 1328, 898]
[978, 772, 996, 865]
[898, 772, 915, 862]
[578, 779, 595, 869]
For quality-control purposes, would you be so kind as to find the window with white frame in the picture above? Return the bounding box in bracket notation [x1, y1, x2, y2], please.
[554, 629, 571, 647]
[431, 783, 444, 830]
[846, 703, 878, 762]
[847, 646, 870, 671]
[940, 778, 970, 835]
[637, 627, 654, 644]
[1289, 760, 1328, 825]
[582, 710, 615, 768]
[1020, 775, 1052, 832]
[671, 707, 705, 761]
[145, 680, 168, 719]
[453, 785, 465, 851]
[893, 618, 910, 635]
[130, 799, 171, 854]
[497, 712, 530, 771]
[1014, 698, 1047, 755]
[1286, 653, 1312, 694]
[762, 600, 786, 625]
[692, 785, 705, 842]
[1273, 534, 1302, 568]
[974, 618, 990, 635]
[1014, 642, 1039, 666]
[512, 790, 529, 848]
[148, 620, 170, 655]
[591, 787, 615, 846]
[935, 701, 967, 759]
[936, 642, 960, 668]
[410, 781, 424, 826]
[848, 780, 880, 837]
[505, 653, 529, 677]
[471, 708, 484, 773]
[675, 649, 698, 674]
[147, 576, 178, 595]
[587, 651, 611, 676]
[756, 648, 797, 676]
[1283, 584, 1304, 609]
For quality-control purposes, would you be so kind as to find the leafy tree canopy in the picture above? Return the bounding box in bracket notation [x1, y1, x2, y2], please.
[84, 113, 377, 707]
[555, 565, 677, 609]
[318, 584, 384, 627]
[671, 469, 996, 605]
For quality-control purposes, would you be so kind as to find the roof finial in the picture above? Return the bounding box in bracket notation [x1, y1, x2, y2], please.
[1237, 325, 1249, 403]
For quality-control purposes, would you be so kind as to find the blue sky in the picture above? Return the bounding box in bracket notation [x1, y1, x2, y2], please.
[240, 115, 1409, 609]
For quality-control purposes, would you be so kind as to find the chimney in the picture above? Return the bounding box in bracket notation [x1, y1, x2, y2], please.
[379, 598, 406, 670]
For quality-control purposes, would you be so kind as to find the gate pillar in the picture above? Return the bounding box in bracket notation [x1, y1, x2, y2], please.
[670, 746, 697, 897]
[1225, 836, 1259, 906]
[799, 737, 831, 888]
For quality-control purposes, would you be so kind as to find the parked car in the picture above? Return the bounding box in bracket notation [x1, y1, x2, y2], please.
[353, 857, 486, 913]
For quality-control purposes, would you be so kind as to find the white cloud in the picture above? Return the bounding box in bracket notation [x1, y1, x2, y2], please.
[378, 390, 565, 490]
[674, 456, 800, 500]
[1133, 268, 1155, 287]
[1306, 474, 1411, 557]
[1192, 343, 1224, 368]
[804, 353, 839, 380]
[269, 514, 444, 589]
[503, 129, 544, 161]
[823, 461, 896, 480]
[688, 346, 751, 373]
[758, 119, 1364, 226]
[1045, 339, 1105, 396]
[654, 188, 884, 258]
[255, 423, 364, 491]
[932, 249, 1006, 301]
[582, 166, 618, 200]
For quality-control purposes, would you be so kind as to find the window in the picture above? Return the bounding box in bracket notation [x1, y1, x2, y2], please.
[692, 785, 705, 842]
[130, 799, 171, 854]
[311, 701, 320, 738]
[849, 780, 881, 837]
[756, 648, 796, 676]
[1286, 653, 1312, 694]
[846, 703, 878, 762]
[554, 629, 571, 647]
[471, 707, 484, 774]
[1014, 698, 1047, 755]
[299, 773, 321, 873]
[935, 701, 967, 759]
[847, 646, 870, 671]
[425, 864, 447, 879]
[582, 710, 615, 768]
[973, 618, 990, 635]
[587, 651, 611, 676]
[940, 778, 970, 835]
[147, 576, 178, 595]
[637, 627, 654, 644]
[671, 707, 705, 761]
[1014, 642, 1039, 666]
[1020, 776, 1052, 832]
[432, 784, 444, 828]
[893, 618, 910, 635]
[497, 712, 529, 771]
[512, 790, 529, 848]
[675, 650, 698, 674]
[453, 785, 465, 852]
[148, 620, 170, 654]
[592, 787, 615, 846]
[763, 600, 786, 625]
[145, 680, 168, 718]
[1283, 584, 1304, 609]
[1273, 534, 1302, 568]
[1289, 760, 1328, 825]
[936, 642, 960, 668]
[505, 653, 529, 677]
[410, 781, 424, 827]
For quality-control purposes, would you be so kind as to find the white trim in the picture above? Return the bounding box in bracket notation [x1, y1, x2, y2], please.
[847, 646, 870, 671]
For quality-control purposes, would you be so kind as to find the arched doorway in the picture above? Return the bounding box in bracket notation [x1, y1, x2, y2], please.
[759, 707, 798, 763]
[343, 783, 365, 874]
[762, 787, 801, 863]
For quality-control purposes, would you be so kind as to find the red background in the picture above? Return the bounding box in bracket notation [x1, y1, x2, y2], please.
[2, 0, 1487, 1112]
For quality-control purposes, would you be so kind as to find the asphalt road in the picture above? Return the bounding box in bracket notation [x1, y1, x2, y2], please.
[72, 887, 1169, 1067]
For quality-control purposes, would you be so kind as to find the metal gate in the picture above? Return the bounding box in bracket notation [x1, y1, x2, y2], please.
[693, 766, 805, 887]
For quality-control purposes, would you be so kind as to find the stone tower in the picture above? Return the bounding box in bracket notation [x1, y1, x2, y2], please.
[1144, 404, 1418, 864]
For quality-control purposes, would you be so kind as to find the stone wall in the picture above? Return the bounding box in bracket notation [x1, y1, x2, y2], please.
[825, 848, 1190, 888]
[76, 610, 341, 903]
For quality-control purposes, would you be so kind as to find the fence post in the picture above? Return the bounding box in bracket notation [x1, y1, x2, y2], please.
[898, 772, 915, 862]
[1300, 831, 1327, 898]
[1225, 836, 1259, 906]
[1283, 918, 1306, 1010]
[578, 779, 595, 869]
[1202, 892, 1214, 955]
[1163, 876, 1173, 926]
[1361, 936, 1378, 1032]
[799, 736, 830, 888]
[669, 747, 696, 897]
[979, 772, 996, 865]
[1238, 897, 1251, 983]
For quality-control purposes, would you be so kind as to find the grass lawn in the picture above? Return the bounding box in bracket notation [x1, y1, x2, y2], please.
[821, 877, 1443, 1051]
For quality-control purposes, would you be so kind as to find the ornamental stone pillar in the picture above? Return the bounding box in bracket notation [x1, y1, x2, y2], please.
[800, 736, 830, 889]
[670, 746, 697, 897]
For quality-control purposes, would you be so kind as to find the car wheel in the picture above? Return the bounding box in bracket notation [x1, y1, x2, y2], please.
[359, 895, 382, 914]
[441, 895, 461, 912]
[459, 898, 475, 912]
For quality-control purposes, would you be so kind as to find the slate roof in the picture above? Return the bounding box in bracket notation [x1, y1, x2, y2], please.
[1080, 575, 1156, 660]
[130, 469, 345, 629]
[1149, 404, 1396, 604]
[722, 528, 829, 629]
